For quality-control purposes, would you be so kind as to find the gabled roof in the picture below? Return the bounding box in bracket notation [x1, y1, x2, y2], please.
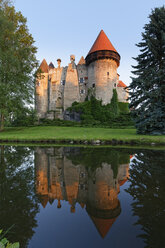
[39, 59, 49, 73]
[49, 62, 55, 69]
[78, 56, 85, 65]
[117, 81, 127, 88]
[87, 30, 118, 55]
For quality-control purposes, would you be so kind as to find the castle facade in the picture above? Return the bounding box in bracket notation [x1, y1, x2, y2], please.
[35, 30, 128, 120]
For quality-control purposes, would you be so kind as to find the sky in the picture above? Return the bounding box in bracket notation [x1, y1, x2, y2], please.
[14, 0, 164, 86]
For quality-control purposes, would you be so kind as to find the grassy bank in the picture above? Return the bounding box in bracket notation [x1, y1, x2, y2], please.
[0, 126, 165, 145]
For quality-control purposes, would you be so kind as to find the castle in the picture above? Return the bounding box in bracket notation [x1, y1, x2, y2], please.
[36, 30, 128, 120]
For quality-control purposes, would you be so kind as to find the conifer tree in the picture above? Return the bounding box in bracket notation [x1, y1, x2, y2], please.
[0, 0, 38, 131]
[129, 7, 165, 135]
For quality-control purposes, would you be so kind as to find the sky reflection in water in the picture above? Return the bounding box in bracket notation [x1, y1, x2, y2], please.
[0, 146, 164, 248]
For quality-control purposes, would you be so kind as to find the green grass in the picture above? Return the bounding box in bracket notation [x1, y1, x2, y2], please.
[0, 126, 165, 145]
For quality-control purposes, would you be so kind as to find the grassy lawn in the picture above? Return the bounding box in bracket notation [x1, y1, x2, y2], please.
[0, 126, 165, 145]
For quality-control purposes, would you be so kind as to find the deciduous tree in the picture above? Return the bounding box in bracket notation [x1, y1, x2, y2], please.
[0, 0, 38, 131]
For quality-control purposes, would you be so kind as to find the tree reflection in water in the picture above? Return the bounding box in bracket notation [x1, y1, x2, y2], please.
[0, 146, 39, 248]
[126, 150, 165, 248]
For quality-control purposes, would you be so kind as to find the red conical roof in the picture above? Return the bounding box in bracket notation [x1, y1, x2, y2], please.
[90, 216, 117, 238]
[87, 30, 118, 55]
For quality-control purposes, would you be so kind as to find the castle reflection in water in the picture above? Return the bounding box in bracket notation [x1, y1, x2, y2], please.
[35, 147, 131, 238]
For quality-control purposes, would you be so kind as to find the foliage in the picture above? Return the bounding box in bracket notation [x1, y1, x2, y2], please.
[10, 108, 37, 127]
[126, 150, 165, 247]
[0, 146, 39, 247]
[110, 89, 119, 116]
[118, 102, 129, 114]
[67, 92, 133, 127]
[0, 0, 38, 131]
[0, 229, 19, 248]
[66, 147, 130, 178]
[129, 7, 165, 135]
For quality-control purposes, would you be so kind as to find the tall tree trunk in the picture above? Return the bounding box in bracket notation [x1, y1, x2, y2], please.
[0, 113, 4, 131]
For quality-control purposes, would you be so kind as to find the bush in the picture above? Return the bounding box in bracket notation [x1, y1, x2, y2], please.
[0, 229, 19, 248]
[118, 102, 129, 114]
[67, 91, 133, 128]
[11, 108, 37, 127]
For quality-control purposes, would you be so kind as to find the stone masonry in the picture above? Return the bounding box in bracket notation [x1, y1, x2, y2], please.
[35, 30, 128, 120]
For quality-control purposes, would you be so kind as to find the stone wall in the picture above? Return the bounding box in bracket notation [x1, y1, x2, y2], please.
[87, 59, 118, 105]
[63, 62, 80, 110]
[116, 87, 128, 102]
[35, 57, 127, 120]
[35, 72, 49, 118]
[77, 63, 88, 102]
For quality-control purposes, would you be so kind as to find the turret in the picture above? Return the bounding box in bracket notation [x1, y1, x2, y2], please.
[35, 59, 49, 118]
[86, 30, 120, 105]
[86, 30, 120, 66]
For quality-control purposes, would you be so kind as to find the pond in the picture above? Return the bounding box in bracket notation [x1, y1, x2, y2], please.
[0, 146, 165, 248]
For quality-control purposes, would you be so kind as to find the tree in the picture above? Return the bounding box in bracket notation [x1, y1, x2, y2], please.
[126, 150, 165, 248]
[0, 146, 39, 247]
[110, 89, 119, 116]
[0, 0, 38, 131]
[129, 7, 165, 135]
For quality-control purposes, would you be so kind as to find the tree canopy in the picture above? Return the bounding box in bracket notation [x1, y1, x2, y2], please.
[129, 7, 165, 135]
[0, 0, 38, 131]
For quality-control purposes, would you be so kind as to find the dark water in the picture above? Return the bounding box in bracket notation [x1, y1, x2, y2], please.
[0, 146, 165, 248]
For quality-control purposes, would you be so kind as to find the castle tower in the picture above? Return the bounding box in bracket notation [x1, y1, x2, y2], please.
[35, 59, 49, 118]
[86, 30, 120, 105]
[63, 55, 80, 110]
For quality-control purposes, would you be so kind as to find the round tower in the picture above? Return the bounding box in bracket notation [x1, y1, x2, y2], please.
[85, 30, 120, 105]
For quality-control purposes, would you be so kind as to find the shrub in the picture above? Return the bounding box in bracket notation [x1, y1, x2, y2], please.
[0, 229, 19, 248]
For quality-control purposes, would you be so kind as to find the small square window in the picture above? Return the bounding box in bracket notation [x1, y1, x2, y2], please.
[79, 78, 84, 83]
[61, 80, 65, 85]
[80, 89, 85, 94]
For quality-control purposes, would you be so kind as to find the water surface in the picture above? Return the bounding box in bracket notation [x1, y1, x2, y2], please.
[0, 146, 165, 248]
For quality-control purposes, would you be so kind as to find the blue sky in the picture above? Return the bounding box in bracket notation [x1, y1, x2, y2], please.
[14, 0, 164, 85]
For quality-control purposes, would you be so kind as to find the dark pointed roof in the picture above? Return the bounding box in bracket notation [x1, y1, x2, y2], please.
[39, 59, 49, 73]
[49, 197, 54, 205]
[87, 30, 118, 55]
[39, 195, 49, 208]
[49, 62, 55, 69]
[78, 56, 85, 65]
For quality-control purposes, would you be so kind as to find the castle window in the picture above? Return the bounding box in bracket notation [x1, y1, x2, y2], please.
[61, 80, 65, 85]
[79, 77, 85, 84]
[114, 83, 116, 87]
[107, 72, 109, 76]
[80, 89, 85, 94]
[92, 83, 95, 88]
